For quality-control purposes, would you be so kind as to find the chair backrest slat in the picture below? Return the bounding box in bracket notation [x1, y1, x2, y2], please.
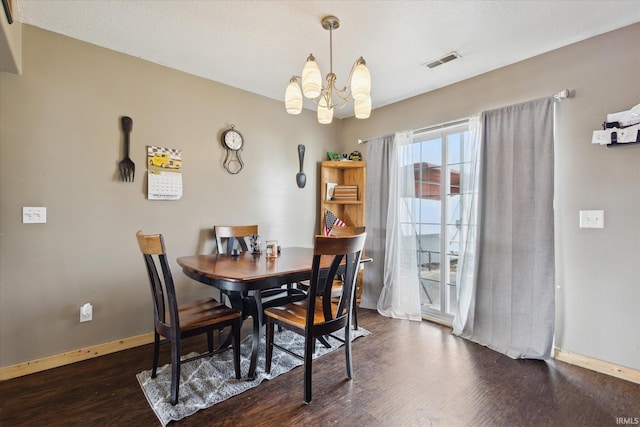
[214, 225, 258, 254]
[329, 226, 366, 237]
[307, 233, 366, 328]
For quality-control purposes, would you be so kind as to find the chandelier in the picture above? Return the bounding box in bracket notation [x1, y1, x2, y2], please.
[284, 16, 371, 124]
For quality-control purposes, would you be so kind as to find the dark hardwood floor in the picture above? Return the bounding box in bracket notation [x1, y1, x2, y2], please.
[1, 309, 639, 426]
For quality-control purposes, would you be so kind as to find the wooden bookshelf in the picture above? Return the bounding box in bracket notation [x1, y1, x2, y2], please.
[320, 160, 366, 303]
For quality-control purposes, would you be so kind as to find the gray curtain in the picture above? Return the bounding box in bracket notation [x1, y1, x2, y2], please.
[360, 135, 393, 310]
[455, 97, 556, 359]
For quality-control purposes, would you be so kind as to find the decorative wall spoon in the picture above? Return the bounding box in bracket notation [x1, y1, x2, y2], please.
[296, 144, 306, 188]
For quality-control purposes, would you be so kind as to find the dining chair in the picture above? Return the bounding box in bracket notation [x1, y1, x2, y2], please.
[136, 231, 241, 405]
[329, 226, 366, 329]
[329, 226, 366, 237]
[213, 225, 307, 311]
[264, 232, 367, 403]
[213, 224, 257, 255]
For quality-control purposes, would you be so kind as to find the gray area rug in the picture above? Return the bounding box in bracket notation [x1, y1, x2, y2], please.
[137, 327, 370, 426]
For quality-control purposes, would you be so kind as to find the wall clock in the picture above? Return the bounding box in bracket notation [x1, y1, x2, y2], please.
[221, 125, 244, 174]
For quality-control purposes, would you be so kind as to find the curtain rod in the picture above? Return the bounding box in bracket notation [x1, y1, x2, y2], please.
[553, 88, 571, 102]
[413, 118, 469, 135]
[358, 117, 469, 144]
[358, 89, 571, 144]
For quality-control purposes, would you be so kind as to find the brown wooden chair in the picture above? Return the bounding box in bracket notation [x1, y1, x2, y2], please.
[329, 226, 366, 329]
[329, 226, 366, 237]
[213, 225, 307, 311]
[213, 225, 258, 255]
[136, 231, 241, 405]
[264, 232, 367, 403]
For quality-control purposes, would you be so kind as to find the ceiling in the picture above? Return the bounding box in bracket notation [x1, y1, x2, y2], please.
[11, 1, 640, 119]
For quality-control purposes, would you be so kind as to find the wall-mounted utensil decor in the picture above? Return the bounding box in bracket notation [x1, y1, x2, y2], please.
[2, 0, 13, 24]
[119, 116, 135, 182]
[296, 144, 306, 188]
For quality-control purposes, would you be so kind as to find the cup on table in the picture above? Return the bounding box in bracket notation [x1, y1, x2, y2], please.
[265, 240, 278, 258]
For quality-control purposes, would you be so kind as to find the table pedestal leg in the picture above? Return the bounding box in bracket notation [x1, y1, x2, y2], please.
[219, 292, 246, 350]
[247, 290, 263, 379]
[222, 291, 263, 380]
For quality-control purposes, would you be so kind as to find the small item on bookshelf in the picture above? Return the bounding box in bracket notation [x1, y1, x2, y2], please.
[326, 182, 338, 200]
[333, 185, 358, 200]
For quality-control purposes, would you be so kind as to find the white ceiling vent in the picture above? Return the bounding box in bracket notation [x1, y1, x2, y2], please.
[424, 52, 461, 69]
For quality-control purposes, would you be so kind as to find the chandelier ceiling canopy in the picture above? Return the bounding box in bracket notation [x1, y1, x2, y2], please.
[285, 16, 371, 124]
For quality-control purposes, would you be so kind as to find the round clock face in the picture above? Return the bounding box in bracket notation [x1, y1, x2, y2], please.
[223, 130, 243, 151]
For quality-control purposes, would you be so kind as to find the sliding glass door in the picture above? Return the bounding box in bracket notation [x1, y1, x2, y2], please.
[402, 123, 470, 323]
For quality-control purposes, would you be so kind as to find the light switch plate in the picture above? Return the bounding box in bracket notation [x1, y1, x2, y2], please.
[579, 210, 604, 229]
[23, 207, 47, 224]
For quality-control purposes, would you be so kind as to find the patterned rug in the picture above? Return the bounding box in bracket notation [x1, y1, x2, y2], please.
[137, 327, 370, 426]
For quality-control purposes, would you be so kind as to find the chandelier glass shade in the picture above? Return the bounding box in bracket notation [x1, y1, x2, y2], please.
[284, 16, 371, 124]
[285, 77, 303, 114]
[302, 55, 322, 99]
[317, 95, 334, 124]
[354, 95, 372, 119]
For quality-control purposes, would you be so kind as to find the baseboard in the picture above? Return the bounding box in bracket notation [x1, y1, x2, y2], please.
[0, 332, 154, 381]
[554, 348, 640, 385]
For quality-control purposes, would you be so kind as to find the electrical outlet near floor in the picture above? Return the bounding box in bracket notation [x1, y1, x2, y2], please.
[80, 303, 93, 322]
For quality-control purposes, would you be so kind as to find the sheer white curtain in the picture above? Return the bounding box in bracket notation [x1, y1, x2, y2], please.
[377, 131, 422, 321]
[452, 114, 482, 334]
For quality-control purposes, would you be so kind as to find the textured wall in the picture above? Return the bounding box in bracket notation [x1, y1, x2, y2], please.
[0, 25, 336, 367]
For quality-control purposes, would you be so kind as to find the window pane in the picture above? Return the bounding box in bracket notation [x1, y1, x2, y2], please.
[447, 133, 463, 164]
[446, 284, 458, 317]
[448, 164, 461, 196]
[416, 198, 440, 224]
[446, 195, 461, 225]
[417, 137, 441, 164]
[413, 123, 469, 322]
[417, 232, 440, 268]
[419, 223, 440, 236]
[415, 165, 442, 200]
[447, 255, 458, 286]
[446, 224, 460, 256]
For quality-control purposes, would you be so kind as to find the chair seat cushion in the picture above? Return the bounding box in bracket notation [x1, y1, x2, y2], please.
[264, 298, 339, 328]
[176, 298, 241, 331]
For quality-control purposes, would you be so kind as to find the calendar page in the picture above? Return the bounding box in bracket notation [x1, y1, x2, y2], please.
[148, 170, 183, 200]
[146, 146, 183, 200]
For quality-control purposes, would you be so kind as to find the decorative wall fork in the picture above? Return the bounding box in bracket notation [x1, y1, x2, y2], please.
[119, 116, 135, 182]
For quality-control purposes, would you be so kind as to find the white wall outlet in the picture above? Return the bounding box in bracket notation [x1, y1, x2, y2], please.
[579, 210, 604, 229]
[22, 207, 47, 224]
[80, 303, 93, 322]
